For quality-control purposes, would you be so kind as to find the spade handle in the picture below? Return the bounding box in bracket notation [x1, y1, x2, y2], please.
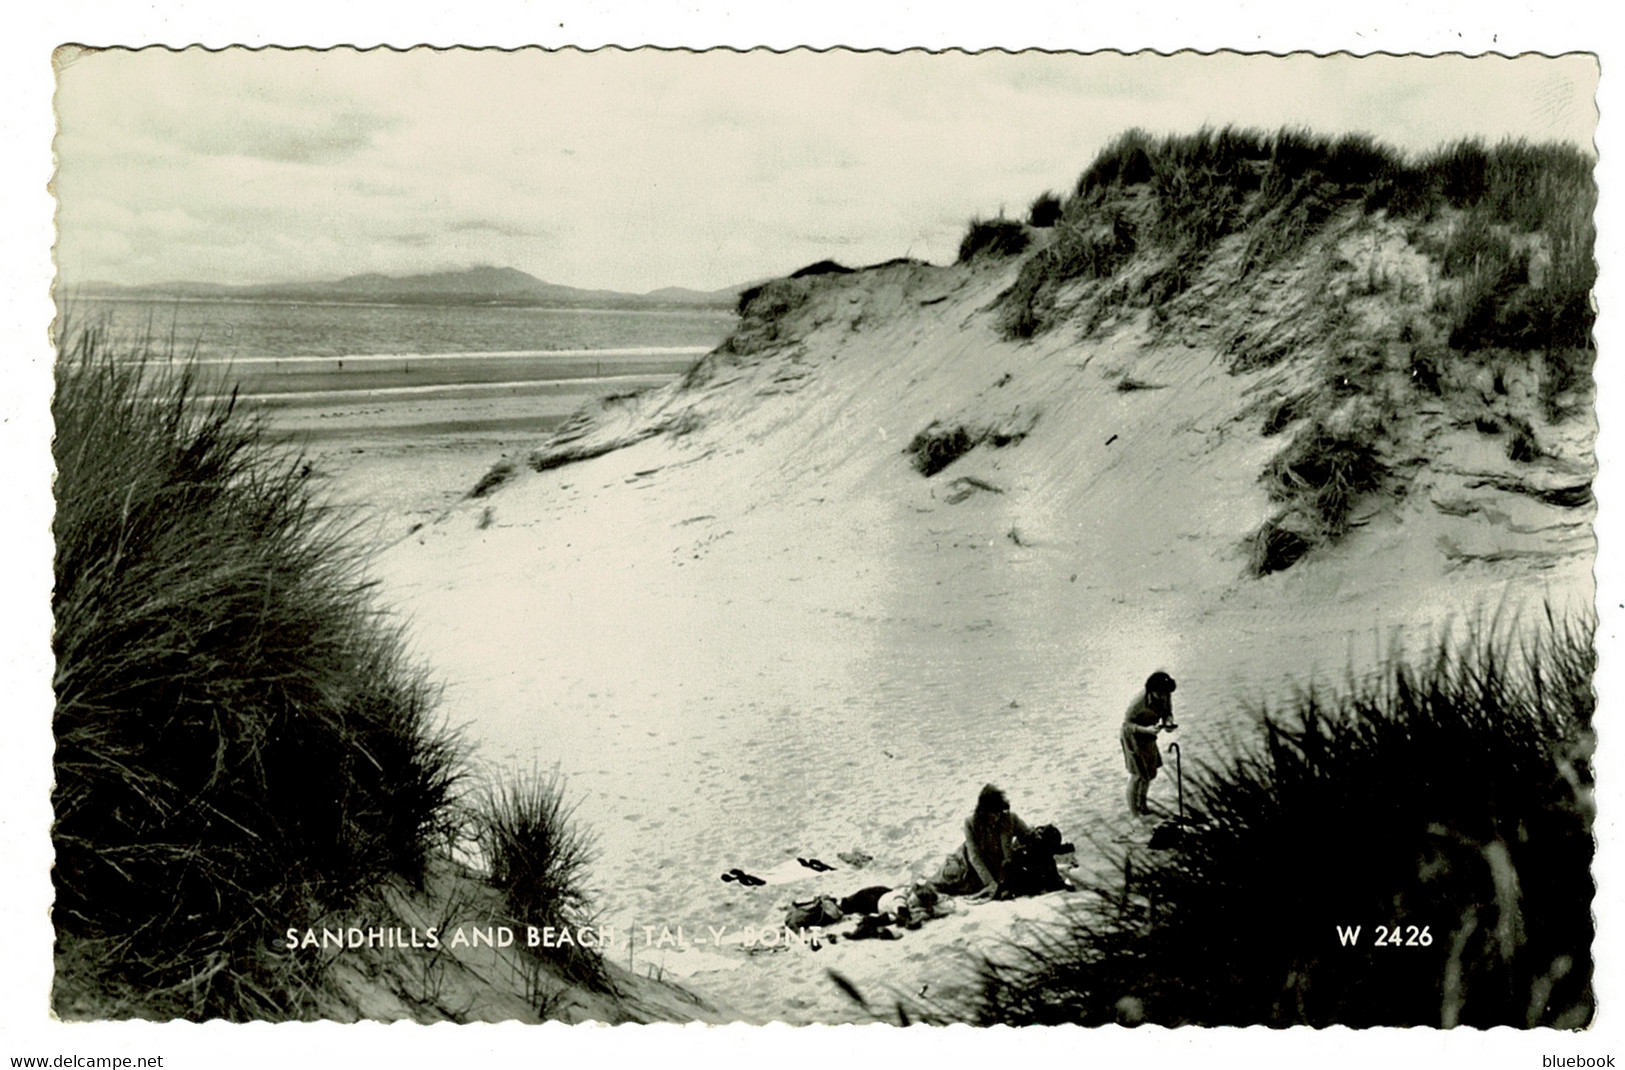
[1165, 740, 1184, 821]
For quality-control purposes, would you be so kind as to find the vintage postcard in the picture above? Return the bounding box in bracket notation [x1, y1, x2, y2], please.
[10, 6, 1620, 1067]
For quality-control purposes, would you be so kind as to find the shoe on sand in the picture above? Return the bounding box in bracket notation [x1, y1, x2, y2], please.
[846, 914, 904, 941]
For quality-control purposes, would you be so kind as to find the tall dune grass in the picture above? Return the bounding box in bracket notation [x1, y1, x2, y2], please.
[998, 128, 1595, 348]
[1027, 191, 1064, 228]
[957, 217, 1030, 262]
[469, 770, 608, 992]
[970, 128, 1594, 574]
[51, 323, 462, 1018]
[970, 612, 1594, 1027]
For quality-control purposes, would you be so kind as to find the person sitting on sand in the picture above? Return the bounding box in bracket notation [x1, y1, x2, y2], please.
[934, 784, 1032, 900]
[1122, 671, 1178, 819]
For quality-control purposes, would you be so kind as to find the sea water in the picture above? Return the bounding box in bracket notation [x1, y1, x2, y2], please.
[68, 296, 738, 437]
[68, 296, 736, 362]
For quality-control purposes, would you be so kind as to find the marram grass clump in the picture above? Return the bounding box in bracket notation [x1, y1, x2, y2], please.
[468, 769, 608, 991]
[994, 127, 1595, 347]
[52, 323, 462, 1019]
[958, 216, 1031, 262]
[1249, 410, 1391, 575]
[968, 611, 1594, 1027]
[972, 127, 1592, 574]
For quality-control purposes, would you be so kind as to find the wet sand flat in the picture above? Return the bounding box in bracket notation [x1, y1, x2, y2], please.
[225, 349, 703, 397]
[267, 361, 691, 541]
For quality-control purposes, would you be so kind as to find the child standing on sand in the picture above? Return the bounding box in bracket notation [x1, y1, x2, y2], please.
[1122, 671, 1177, 818]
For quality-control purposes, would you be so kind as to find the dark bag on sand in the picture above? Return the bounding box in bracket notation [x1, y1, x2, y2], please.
[785, 895, 844, 930]
[837, 885, 893, 917]
[934, 844, 988, 896]
[1001, 824, 1070, 899]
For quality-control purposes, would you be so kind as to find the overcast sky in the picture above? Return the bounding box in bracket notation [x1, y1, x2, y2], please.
[53, 48, 1598, 294]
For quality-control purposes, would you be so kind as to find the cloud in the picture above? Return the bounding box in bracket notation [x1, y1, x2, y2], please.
[444, 218, 550, 239]
[167, 108, 397, 165]
[58, 48, 401, 164]
[51, 48, 1599, 292]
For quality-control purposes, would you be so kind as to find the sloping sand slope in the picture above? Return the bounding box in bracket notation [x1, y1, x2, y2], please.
[373, 235, 1593, 1021]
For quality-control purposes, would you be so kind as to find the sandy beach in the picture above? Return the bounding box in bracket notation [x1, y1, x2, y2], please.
[39, 41, 1606, 1051]
[312, 256, 1597, 1023]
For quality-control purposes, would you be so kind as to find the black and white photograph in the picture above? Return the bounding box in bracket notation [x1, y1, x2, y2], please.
[5, 4, 1621, 1066]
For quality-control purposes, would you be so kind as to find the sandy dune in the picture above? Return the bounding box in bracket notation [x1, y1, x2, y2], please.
[351, 250, 1592, 1022]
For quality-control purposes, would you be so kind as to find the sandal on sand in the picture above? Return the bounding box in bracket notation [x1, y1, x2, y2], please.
[797, 857, 836, 872]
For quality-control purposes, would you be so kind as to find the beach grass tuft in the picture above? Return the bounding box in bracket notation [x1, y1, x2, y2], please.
[1027, 191, 1064, 228]
[905, 423, 980, 477]
[999, 129, 1594, 347]
[1261, 416, 1390, 540]
[51, 322, 463, 1019]
[469, 770, 607, 991]
[968, 610, 1595, 1027]
[471, 459, 517, 498]
[957, 217, 1031, 262]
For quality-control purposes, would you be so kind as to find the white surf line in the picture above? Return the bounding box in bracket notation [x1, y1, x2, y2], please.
[149, 345, 714, 367]
[221, 373, 669, 403]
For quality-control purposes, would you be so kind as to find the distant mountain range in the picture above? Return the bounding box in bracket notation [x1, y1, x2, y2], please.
[79, 265, 742, 311]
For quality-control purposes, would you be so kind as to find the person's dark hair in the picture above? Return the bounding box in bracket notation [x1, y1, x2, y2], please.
[976, 783, 1010, 816]
[1146, 671, 1177, 695]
